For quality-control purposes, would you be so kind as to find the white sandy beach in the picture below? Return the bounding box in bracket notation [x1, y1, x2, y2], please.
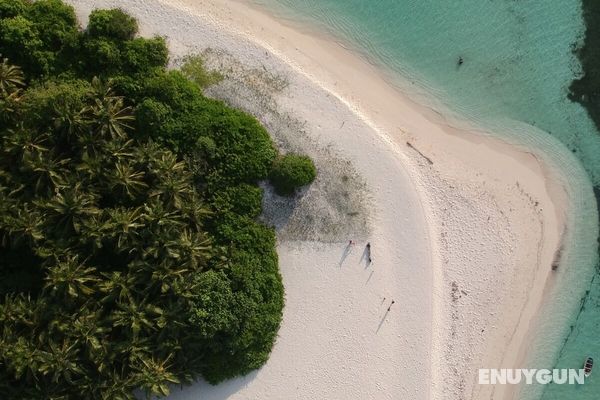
[67, 1, 596, 399]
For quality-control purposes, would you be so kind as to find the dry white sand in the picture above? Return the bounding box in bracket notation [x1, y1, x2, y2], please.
[67, 1, 595, 399]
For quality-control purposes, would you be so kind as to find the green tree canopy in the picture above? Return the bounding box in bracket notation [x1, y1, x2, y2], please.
[0, 0, 28, 19]
[87, 8, 138, 41]
[269, 154, 317, 196]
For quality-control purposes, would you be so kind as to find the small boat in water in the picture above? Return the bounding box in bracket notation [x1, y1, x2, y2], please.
[583, 357, 593, 378]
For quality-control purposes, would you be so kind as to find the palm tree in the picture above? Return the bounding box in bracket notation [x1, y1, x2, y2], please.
[150, 175, 194, 210]
[2, 336, 43, 383]
[147, 258, 189, 294]
[141, 200, 185, 234]
[133, 355, 180, 398]
[96, 372, 136, 400]
[39, 184, 100, 234]
[165, 230, 211, 271]
[70, 310, 106, 364]
[1, 126, 49, 166]
[90, 76, 117, 103]
[0, 294, 48, 334]
[0, 59, 24, 125]
[43, 255, 99, 300]
[98, 272, 137, 304]
[148, 151, 186, 177]
[2, 205, 44, 247]
[110, 300, 160, 339]
[0, 89, 23, 120]
[52, 99, 91, 141]
[179, 194, 211, 231]
[102, 138, 136, 164]
[0, 58, 24, 95]
[78, 213, 110, 251]
[107, 161, 148, 200]
[105, 207, 144, 250]
[27, 151, 70, 195]
[90, 83, 134, 140]
[37, 339, 83, 384]
[148, 152, 193, 210]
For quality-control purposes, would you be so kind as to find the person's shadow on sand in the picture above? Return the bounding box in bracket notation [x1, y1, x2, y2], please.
[339, 243, 353, 267]
[359, 245, 370, 268]
[376, 308, 390, 334]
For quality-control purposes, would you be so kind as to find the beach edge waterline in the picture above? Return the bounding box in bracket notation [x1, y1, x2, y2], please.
[211, 4, 599, 398]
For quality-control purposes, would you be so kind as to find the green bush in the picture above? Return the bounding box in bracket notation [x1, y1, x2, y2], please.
[195, 135, 216, 155]
[124, 36, 169, 74]
[81, 37, 122, 74]
[269, 153, 317, 195]
[135, 97, 173, 139]
[0, 15, 50, 76]
[136, 71, 277, 182]
[199, 212, 282, 384]
[199, 248, 283, 384]
[87, 8, 138, 41]
[0, 0, 27, 19]
[109, 73, 144, 99]
[180, 54, 223, 89]
[26, 0, 78, 50]
[21, 79, 92, 128]
[211, 183, 263, 218]
[0, 1, 79, 78]
[140, 69, 203, 109]
[189, 270, 237, 340]
[205, 108, 277, 184]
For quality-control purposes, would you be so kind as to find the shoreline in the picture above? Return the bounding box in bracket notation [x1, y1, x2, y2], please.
[181, 3, 590, 399]
[67, 0, 599, 399]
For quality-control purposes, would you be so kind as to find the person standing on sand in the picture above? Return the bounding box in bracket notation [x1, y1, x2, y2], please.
[387, 300, 395, 312]
[366, 242, 372, 263]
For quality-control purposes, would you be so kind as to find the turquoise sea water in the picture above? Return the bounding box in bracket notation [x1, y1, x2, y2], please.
[249, 0, 600, 398]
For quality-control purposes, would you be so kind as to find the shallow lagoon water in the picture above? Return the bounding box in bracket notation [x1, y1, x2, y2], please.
[250, 0, 600, 398]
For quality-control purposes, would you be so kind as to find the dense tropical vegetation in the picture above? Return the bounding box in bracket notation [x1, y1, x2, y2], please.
[0, 1, 315, 398]
[570, 0, 600, 130]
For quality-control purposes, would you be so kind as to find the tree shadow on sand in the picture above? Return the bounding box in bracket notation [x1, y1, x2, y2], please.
[203, 49, 371, 243]
[146, 371, 259, 400]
